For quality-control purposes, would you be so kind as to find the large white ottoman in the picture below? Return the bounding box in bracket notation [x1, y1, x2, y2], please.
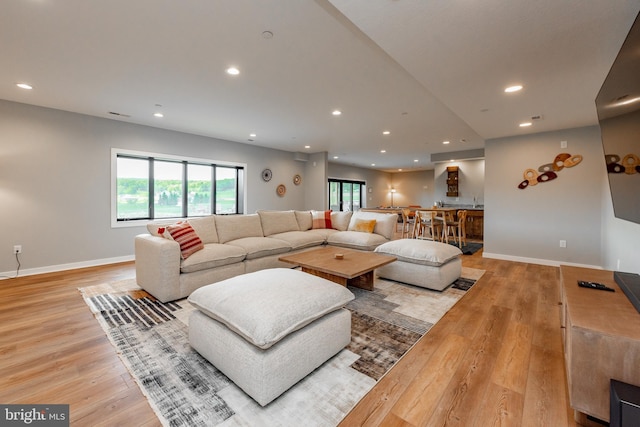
[187, 268, 354, 406]
[374, 239, 462, 291]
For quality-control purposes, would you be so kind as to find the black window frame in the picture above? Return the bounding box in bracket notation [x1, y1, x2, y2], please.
[114, 152, 245, 223]
[329, 178, 365, 212]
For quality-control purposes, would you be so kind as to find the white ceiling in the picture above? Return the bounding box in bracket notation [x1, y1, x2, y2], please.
[2, 0, 639, 172]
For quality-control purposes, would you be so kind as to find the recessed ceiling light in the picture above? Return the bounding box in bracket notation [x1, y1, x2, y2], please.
[380, 150, 386, 153]
[371, 163, 376, 166]
[333, 156, 339, 159]
[398, 168, 403, 171]
[249, 133, 257, 138]
[443, 140, 450, 145]
[383, 131, 390, 135]
[505, 85, 523, 93]
[153, 112, 164, 118]
[226, 67, 240, 75]
[262, 30, 274, 39]
[414, 159, 419, 163]
[519, 122, 532, 127]
[16, 83, 33, 90]
[332, 110, 342, 116]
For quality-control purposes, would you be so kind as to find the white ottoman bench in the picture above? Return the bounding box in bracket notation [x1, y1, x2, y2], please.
[187, 268, 354, 406]
[374, 239, 462, 291]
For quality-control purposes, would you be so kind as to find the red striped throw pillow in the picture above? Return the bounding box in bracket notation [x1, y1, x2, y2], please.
[312, 210, 332, 229]
[166, 222, 204, 259]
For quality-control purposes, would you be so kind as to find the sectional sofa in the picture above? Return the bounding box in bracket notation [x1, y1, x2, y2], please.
[134, 209, 397, 302]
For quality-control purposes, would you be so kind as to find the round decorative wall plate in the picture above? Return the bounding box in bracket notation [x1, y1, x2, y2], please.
[293, 174, 302, 185]
[276, 184, 286, 197]
[261, 168, 272, 182]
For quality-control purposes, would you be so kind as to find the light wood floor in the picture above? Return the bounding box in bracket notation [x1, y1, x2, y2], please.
[0, 251, 578, 426]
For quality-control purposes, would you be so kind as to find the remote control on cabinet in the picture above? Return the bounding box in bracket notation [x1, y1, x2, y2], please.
[577, 280, 615, 292]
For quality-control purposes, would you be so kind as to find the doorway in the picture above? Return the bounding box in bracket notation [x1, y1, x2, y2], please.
[329, 179, 364, 212]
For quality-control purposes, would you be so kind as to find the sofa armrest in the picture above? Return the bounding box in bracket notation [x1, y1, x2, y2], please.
[135, 234, 181, 302]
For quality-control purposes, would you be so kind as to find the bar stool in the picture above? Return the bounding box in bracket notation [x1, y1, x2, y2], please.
[414, 211, 442, 241]
[443, 210, 468, 247]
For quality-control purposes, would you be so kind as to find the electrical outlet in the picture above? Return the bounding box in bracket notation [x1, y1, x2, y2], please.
[559, 240, 567, 248]
[560, 140, 567, 148]
[13, 245, 22, 254]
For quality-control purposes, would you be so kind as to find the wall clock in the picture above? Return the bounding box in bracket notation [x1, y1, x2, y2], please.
[276, 184, 286, 197]
[261, 168, 272, 182]
[293, 174, 302, 185]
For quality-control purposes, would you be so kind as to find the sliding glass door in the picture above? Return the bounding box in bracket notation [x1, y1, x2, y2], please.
[329, 179, 363, 211]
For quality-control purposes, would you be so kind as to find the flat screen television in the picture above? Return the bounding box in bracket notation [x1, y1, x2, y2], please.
[610, 379, 640, 427]
[596, 11, 640, 225]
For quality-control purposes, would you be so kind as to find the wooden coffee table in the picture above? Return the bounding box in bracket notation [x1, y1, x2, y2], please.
[279, 246, 396, 291]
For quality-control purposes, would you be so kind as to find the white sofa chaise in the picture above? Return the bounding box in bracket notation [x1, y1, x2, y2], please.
[374, 239, 462, 291]
[135, 209, 397, 302]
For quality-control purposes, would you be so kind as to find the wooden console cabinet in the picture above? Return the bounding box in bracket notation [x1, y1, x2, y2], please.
[465, 210, 483, 239]
[560, 265, 640, 423]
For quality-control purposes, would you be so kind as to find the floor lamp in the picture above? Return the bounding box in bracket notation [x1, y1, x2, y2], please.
[390, 188, 396, 207]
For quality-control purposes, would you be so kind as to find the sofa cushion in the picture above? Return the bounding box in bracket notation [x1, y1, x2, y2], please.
[331, 211, 353, 231]
[225, 236, 292, 259]
[215, 214, 264, 243]
[268, 231, 326, 250]
[312, 210, 332, 229]
[188, 268, 354, 349]
[374, 239, 462, 267]
[165, 222, 204, 259]
[186, 215, 219, 244]
[180, 243, 247, 273]
[327, 231, 389, 251]
[348, 211, 396, 240]
[295, 210, 313, 231]
[257, 210, 300, 236]
[146, 221, 172, 237]
[350, 218, 376, 233]
[304, 228, 339, 241]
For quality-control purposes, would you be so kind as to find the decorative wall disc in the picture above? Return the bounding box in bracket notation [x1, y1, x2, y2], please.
[276, 184, 286, 197]
[261, 168, 272, 182]
[518, 152, 582, 189]
[293, 174, 302, 185]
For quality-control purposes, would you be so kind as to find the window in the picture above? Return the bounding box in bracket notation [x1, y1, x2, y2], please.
[329, 179, 364, 211]
[113, 149, 246, 226]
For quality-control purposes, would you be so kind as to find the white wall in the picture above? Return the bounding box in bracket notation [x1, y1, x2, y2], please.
[433, 159, 484, 206]
[305, 152, 330, 210]
[0, 100, 321, 275]
[328, 163, 391, 208]
[389, 170, 435, 208]
[3, 99, 637, 276]
[484, 126, 605, 267]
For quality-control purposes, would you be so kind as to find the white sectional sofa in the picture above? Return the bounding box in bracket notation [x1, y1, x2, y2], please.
[135, 209, 397, 302]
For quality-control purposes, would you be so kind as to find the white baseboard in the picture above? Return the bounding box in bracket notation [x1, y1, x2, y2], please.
[0, 255, 135, 280]
[482, 252, 603, 270]
[1, 251, 603, 280]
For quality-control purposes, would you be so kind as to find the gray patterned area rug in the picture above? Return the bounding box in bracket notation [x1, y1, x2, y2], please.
[79, 267, 484, 427]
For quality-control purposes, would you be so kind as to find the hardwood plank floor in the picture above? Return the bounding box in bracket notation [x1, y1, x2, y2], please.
[341, 250, 577, 426]
[0, 250, 578, 426]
